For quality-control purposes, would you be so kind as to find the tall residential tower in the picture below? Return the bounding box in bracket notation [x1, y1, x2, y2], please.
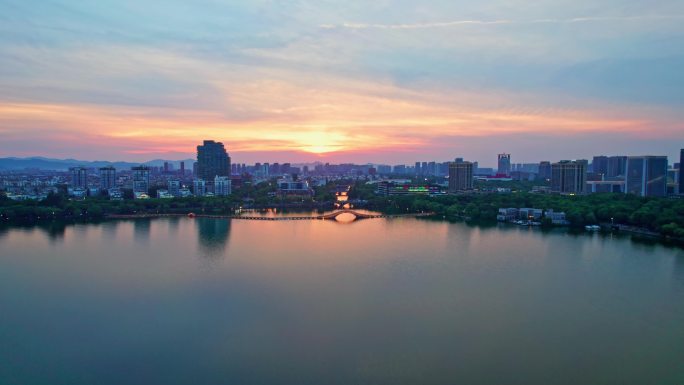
[448, 161, 473, 192]
[551, 160, 587, 194]
[497, 153, 511, 176]
[70, 166, 88, 189]
[98, 166, 116, 190]
[131, 166, 150, 194]
[196, 140, 231, 181]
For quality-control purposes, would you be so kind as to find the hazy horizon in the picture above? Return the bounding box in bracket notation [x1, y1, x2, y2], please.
[2, 147, 683, 170]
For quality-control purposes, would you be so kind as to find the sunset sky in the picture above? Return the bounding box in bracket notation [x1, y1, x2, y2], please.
[1, 0, 683, 166]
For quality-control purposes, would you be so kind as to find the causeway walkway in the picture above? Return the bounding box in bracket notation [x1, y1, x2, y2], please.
[106, 210, 434, 221]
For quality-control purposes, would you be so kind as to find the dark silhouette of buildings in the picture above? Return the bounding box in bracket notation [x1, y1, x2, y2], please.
[592, 156, 608, 175]
[131, 166, 150, 193]
[538, 161, 551, 180]
[448, 161, 473, 192]
[625, 156, 668, 197]
[196, 140, 231, 181]
[497, 153, 511, 176]
[607, 156, 627, 178]
[551, 160, 587, 194]
[99, 166, 116, 190]
[70, 166, 87, 189]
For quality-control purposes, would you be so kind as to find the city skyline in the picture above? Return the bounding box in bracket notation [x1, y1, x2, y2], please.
[1, 1, 683, 163]
[1, 148, 682, 170]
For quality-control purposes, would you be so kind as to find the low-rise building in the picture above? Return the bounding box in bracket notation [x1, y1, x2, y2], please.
[108, 188, 123, 200]
[168, 180, 181, 197]
[498, 207, 564, 224]
[376, 181, 443, 196]
[497, 208, 518, 221]
[157, 189, 173, 199]
[277, 178, 312, 196]
[519, 208, 543, 221]
[193, 179, 207, 197]
[134, 191, 150, 199]
[545, 209, 569, 225]
[586, 180, 625, 193]
[214, 176, 232, 196]
[69, 188, 87, 199]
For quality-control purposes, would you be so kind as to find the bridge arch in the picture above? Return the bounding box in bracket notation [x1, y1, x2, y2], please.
[316, 209, 376, 221]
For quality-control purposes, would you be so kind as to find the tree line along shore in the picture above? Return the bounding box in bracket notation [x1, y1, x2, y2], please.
[1, 180, 683, 242]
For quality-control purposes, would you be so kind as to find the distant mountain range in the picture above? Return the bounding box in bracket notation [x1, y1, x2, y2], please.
[0, 157, 195, 171]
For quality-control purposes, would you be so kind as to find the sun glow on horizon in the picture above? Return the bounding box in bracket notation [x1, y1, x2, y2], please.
[301, 145, 345, 154]
[1, 94, 681, 162]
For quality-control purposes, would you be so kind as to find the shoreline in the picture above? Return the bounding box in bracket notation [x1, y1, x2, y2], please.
[105, 211, 436, 221]
[2, 213, 682, 249]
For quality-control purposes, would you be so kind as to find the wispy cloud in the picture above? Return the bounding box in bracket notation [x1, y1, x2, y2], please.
[321, 15, 684, 30]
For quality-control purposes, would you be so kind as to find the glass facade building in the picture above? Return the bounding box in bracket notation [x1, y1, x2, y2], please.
[625, 156, 667, 197]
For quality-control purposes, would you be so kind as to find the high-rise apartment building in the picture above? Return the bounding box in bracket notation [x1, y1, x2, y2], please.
[498, 153, 511, 175]
[625, 156, 668, 197]
[551, 160, 587, 194]
[70, 167, 88, 189]
[70, 166, 88, 189]
[196, 140, 231, 181]
[99, 166, 116, 190]
[448, 161, 473, 192]
[132, 166, 150, 193]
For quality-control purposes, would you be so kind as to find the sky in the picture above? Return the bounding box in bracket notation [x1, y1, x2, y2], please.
[0, 0, 683, 167]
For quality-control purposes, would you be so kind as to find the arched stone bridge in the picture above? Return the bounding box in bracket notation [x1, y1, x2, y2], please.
[230, 209, 433, 221]
[107, 210, 435, 222]
[316, 209, 384, 220]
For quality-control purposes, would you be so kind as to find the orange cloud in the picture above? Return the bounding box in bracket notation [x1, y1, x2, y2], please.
[1, 70, 680, 161]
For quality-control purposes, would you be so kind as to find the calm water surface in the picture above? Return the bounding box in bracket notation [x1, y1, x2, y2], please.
[1, 217, 683, 385]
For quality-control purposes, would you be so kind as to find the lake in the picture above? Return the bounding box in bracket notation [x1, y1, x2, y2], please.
[1, 216, 683, 384]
